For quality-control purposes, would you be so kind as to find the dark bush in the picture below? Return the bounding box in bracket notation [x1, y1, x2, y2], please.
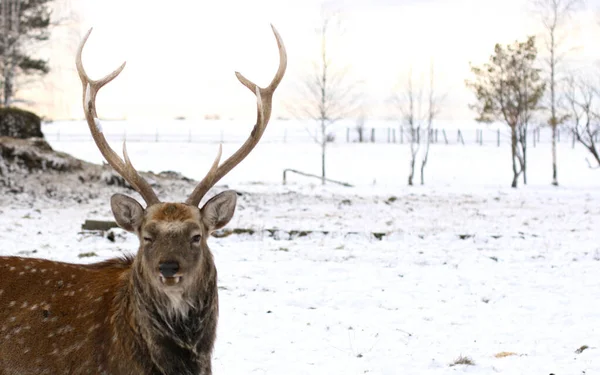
[0, 107, 43, 139]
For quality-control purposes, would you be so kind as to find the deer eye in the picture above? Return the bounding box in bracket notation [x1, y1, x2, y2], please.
[143, 237, 154, 244]
[191, 235, 201, 244]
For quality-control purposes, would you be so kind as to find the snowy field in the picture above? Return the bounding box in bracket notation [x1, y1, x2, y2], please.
[0, 120, 599, 374]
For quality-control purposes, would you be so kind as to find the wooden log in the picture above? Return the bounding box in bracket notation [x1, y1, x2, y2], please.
[282, 168, 353, 187]
[81, 220, 120, 231]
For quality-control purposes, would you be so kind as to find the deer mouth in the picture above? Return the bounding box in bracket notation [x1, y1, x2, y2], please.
[159, 276, 182, 286]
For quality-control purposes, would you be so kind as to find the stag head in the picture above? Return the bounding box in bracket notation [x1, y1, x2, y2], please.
[76, 26, 286, 306]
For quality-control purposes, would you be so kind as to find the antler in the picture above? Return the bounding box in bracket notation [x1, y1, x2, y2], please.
[76, 28, 160, 206]
[185, 24, 287, 206]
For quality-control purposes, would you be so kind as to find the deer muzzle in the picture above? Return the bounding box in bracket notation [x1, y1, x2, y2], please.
[158, 261, 182, 286]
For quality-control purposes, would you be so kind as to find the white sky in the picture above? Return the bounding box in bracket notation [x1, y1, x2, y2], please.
[21, 0, 600, 121]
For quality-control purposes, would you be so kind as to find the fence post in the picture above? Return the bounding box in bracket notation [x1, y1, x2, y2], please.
[371, 128, 375, 143]
[572, 129, 576, 149]
[533, 129, 536, 147]
[442, 129, 448, 144]
[497, 129, 500, 147]
[479, 129, 483, 145]
[400, 127, 404, 144]
[346, 128, 350, 143]
[457, 129, 464, 145]
[387, 128, 391, 143]
[435, 129, 438, 143]
[392, 129, 396, 143]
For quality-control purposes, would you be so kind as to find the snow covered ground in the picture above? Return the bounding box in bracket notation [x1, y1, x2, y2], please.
[0, 122, 599, 374]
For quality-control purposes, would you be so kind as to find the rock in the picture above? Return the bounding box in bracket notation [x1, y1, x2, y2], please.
[0, 137, 81, 174]
[0, 136, 204, 205]
[0, 107, 43, 139]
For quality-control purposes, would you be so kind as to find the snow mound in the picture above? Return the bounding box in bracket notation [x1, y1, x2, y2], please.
[0, 137, 201, 205]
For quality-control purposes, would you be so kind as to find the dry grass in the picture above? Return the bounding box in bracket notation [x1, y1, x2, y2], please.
[494, 351, 519, 358]
[449, 355, 475, 366]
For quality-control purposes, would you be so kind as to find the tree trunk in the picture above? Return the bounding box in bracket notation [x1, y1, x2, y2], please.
[420, 130, 431, 185]
[511, 125, 519, 188]
[591, 147, 600, 166]
[408, 130, 417, 186]
[408, 158, 415, 186]
[321, 141, 326, 185]
[320, 118, 326, 185]
[551, 125, 558, 186]
[550, 26, 558, 187]
[585, 144, 600, 167]
[521, 130, 527, 185]
[522, 154, 527, 185]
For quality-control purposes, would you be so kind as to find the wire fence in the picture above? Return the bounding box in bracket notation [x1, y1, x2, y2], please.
[345, 126, 591, 147]
[41, 120, 592, 147]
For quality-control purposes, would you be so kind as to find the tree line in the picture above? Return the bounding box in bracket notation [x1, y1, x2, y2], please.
[2, 0, 598, 188]
[294, 0, 597, 188]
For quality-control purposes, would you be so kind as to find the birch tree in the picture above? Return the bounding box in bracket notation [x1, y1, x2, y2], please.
[533, 0, 583, 185]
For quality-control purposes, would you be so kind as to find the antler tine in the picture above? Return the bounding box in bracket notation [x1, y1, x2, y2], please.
[186, 25, 287, 206]
[235, 24, 287, 97]
[76, 28, 160, 206]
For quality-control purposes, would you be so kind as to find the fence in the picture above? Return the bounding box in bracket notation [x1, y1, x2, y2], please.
[41, 120, 592, 147]
[343, 127, 593, 147]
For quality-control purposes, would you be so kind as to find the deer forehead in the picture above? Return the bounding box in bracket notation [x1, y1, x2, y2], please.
[144, 203, 202, 231]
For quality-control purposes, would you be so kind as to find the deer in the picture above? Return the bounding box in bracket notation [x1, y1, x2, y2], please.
[0, 24, 286, 375]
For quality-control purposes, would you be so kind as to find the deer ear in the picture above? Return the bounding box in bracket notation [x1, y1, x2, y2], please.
[111, 194, 144, 232]
[200, 190, 237, 233]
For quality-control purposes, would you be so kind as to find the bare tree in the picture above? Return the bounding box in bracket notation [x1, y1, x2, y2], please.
[395, 62, 441, 186]
[564, 74, 600, 166]
[396, 67, 423, 186]
[290, 8, 361, 184]
[533, 0, 583, 185]
[420, 62, 443, 185]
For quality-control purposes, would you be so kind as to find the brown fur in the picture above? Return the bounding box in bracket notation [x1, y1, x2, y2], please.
[0, 192, 236, 375]
[150, 203, 194, 222]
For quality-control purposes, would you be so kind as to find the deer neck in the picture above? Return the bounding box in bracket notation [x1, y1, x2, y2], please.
[126, 254, 219, 349]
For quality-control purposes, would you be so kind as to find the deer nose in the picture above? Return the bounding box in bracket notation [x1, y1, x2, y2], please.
[158, 261, 180, 277]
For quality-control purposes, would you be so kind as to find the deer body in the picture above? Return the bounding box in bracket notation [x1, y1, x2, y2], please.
[0, 254, 215, 375]
[0, 201, 226, 375]
[0, 25, 286, 374]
